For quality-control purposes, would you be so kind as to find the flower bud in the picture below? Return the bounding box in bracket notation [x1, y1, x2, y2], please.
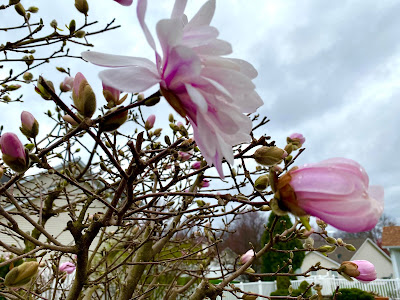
[317, 245, 336, 253]
[254, 174, 269, 191]
[303, 237, 314, 249]
[75, 0, 89, 15]
[339, 260, 376, 282]
[4, 261, 39, 287]
[14, 3, 25, 16]
[199, 179, 210, 188]
[60, 76, 74, 92]
[27, 6, 39, 13]
[0, 167, 3, 180]
[145, 114, 156, 130]
[50, 19, 58, 29]
[20, 111, 39, 138]
[0, 133, 28, 173]
[191, 161, 201, 170]
[7, 84, 21, 91]
[59, 262, 76, 274]
[287, 133, 305, 150]
[62, 115, 79, 126]
[345, 244, 356, 251]
[178, 151, 192, 162]
[35, 78, 55, 100]
[102, 83, 127, 107]
[325, 237, 337, 245]
[72, 72, 96, 118]
[23, 72, 33, 81]
[9, 0, 20, 4]
[253, 146, 286, 166]
[240, 250, 255, 264]
[99, 108, 128, 132]
[153, 128, 162, 136]
[69, 20, 76, 34]
[75, 30, 86, 38]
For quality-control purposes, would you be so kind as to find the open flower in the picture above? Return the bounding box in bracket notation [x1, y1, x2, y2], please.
[59, 262, 76, 274]
[340, 260, 377, 282]
[276, 158, 384, 233]
[82, 0, 263, 178]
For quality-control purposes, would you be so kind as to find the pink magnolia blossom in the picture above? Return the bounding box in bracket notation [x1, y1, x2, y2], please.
[276, 158, 384, 233]
[0, 133, 27, 173]
[191, 161, 201, 169]
[82, 0, 263, 178]
[59, 262, 76, 274]
[113, 0, 133, 6]
[21, 111, 36, 131]
[340, 260, 377, 282]
[178, 151, 192, 161]
[289, 133, 305, 145]
[240, 249, 255, 264]
[145, 114, 156, 130]
[60, 76, 74, 92]
[200, 179, 210, 188]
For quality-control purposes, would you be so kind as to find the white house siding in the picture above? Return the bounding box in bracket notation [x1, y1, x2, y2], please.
[301, 252, 339, 276]
[350, 240, 393, 278]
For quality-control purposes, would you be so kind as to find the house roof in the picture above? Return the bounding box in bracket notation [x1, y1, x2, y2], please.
[382, 226, 400, 247]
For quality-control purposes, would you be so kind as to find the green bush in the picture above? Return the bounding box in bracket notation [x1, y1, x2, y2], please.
[336, 288, 374, 300]
[292, 280, 312, 297]
[276, 276, 291, 290]
[271, 279, 313, 297]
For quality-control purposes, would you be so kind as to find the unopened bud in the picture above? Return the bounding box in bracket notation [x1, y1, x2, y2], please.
[337, 238, 344, 246]
[50, 19, 58, 29]
[254, 146, 286, 166]
[100, 109, 128, 132]
[75, 0, 89, 15]
[4, 261, 39, 287]
[325, 237, 337, 245]
[14, 3, 25, 16]
[345, 244, 356, 251]
[168, 113, 174, 122]
[62, 115, 79, 126]
[27, 6, 39, 13]
[72, 72, 96, 118]
[20, 111, 39, 138]
[254, 174, 269, 191]
[153, 128, 162, 136]
[318, 245, 336, 253]
[75, 30, 86, 38]
[145, 114, 156, 130]
[259, 205, 271, 211]
[35, 78, 55, 100]
[23, 72, 33, 81]
[69, 20, 76, 34]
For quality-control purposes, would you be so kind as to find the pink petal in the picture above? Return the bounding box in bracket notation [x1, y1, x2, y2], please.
[185, 84, 208, 113]
[193, 39, 232, 56]
[99, 67, 161, 93]
[171, 0, 187, 18]
[82, 51, 157, 71]
[156, 19, 183, 59]
[228, 58, 258, 79]
[182, 26, 219, 48]
[113, 0, 133, 6]
[186, 0, 215, 30]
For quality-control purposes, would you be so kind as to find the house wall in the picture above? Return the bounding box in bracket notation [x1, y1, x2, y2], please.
[351, 241, 393, 278]
[389, 248, 400, 278]
[301, 252, 339, 276]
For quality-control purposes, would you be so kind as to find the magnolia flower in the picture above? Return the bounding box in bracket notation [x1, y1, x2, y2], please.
[20, 111, 39, 138]
[0, 133, 28, 173]
[240, 250, 255, 264]
[276, 158, 384, 232]
[145, 114, 156, 130]
[60, 76, 74, 92]
[113, 0, 133, 6]
[72, 72, 96, 118]
[82, 0, 263, 178]
[340, 260, 377, 282]
[103, 82, 127, 107]
[59, 262, 76, 274]
[191, 161, 201, 169]
[200, 179, 210, 188]
[178, 151, 192, 161]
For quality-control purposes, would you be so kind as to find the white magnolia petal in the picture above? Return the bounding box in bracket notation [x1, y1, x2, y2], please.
[202, 67, 255, 94]
[216, 135, 234, 165]
[194, 39, 232, 56]
[182, 26, 219, 48]
[99, 67, 161, 93]
[233, 91, 264, 113]
[156, 19, 183, 59]
[228, 58, 258, 79]
[186, 0, 215, 30]
[171, 0, 187, 18]
[81, 51, 157, 71]
[185, 84, 208, 113]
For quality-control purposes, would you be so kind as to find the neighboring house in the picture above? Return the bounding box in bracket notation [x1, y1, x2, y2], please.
[300, 238, 393, 278]
[0, 160, 109, 253]
[382, 226, 400, 278]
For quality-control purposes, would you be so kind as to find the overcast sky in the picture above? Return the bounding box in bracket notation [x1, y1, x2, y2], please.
[1, 0, 400, 223]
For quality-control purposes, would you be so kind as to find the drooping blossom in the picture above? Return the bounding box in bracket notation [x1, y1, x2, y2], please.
[60, 76, 74, 92]
[82, 0, 263, 178]
[145, 114, 156, 130]
[240, 249, 255, 264]
[59, 262, 76, 274]
[340, 260, 377, 282]
[20, 111, 39, 138]
[276, 158, 384, 233]
[0, 133, 28, 173]
[113, 0, 133, 6]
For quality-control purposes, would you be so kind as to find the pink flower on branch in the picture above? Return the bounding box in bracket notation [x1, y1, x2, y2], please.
[276, 158, 384, 233]
[59, 262, 76, 274]
[340, 260, 377, 282]
[0, 133, 28, 173]
[240, 249, 255, 264]
[82, 0, 263, 178]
